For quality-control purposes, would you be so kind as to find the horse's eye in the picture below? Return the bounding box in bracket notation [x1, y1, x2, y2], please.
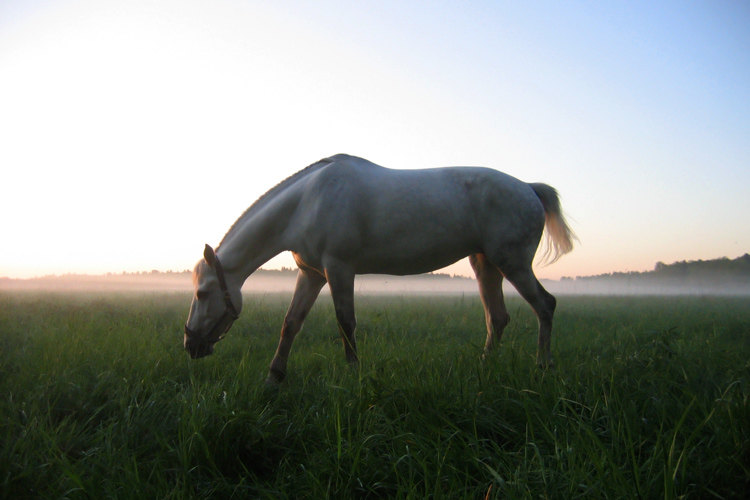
[196, 290, 209, 301]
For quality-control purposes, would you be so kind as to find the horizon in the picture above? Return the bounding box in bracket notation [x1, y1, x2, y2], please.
[3, 251, 747, 282]
[4, 252, 748, 298]
[2, 1, 748, 280]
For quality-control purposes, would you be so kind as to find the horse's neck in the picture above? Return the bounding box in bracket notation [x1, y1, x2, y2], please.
[215, 157, 336, 284]
[216, 198, 293, 284]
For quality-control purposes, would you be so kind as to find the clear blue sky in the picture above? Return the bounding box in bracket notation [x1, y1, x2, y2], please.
[1, 0, 748, 279]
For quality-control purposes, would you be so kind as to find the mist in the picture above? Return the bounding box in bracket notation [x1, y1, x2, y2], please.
[2, 266, 749, 296]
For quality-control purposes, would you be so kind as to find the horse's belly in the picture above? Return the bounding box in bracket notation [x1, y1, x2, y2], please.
[351, 239, 473, 276]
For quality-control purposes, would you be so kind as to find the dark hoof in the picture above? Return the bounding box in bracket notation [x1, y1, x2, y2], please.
[537, 358, 555, 370]
[265, 367, 286, 385]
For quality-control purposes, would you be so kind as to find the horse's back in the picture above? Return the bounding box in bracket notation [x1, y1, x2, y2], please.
[317, 154, 534, 201]
[314, 154, 543, 228]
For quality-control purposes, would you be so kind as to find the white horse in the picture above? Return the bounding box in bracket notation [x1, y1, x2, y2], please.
[184, 154, 575, 384]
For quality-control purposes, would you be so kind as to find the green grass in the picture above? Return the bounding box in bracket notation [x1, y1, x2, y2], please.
[1, 291, 748, 498]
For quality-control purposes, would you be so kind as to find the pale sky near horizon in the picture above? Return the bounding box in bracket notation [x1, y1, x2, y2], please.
[1, 0, 748, 280]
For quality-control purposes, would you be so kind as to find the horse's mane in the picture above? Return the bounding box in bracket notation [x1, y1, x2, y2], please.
[217, 156, 336, 248]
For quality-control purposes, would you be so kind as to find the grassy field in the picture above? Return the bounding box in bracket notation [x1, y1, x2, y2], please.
[0, 291, 748, 499]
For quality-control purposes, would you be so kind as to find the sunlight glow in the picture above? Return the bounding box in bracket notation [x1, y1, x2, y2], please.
[1, 0, 748, 280]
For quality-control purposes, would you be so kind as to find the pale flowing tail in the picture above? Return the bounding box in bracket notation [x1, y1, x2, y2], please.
[529, 183, 577, 265]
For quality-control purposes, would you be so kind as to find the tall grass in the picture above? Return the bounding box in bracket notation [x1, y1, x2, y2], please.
[1, 291, 748, 498]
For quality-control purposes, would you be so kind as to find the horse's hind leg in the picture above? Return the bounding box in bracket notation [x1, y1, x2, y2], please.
[267, 268, 326, 384]
[502, 265, 557, 368]
[325, 264, 358, 365]
[470, 254, 510, 355]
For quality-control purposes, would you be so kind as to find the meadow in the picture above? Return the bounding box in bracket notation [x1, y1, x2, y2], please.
[0, 291, 748, 499]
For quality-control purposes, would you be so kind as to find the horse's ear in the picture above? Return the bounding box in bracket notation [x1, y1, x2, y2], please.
[203, 244, 216, 267]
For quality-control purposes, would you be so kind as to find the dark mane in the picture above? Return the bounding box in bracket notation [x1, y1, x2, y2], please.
[217, 156, 335, 248]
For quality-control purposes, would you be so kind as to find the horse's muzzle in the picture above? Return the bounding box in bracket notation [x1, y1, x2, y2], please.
[184, 334, 215, 359]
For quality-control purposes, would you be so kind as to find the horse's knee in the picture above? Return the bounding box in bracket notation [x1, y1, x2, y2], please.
[282, 315, 302, 336]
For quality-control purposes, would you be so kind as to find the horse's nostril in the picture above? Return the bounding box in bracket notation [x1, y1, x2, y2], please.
[186, 340, 214, 359]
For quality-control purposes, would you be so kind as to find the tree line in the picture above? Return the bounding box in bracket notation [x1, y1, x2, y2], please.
[564, 254, 750, 289]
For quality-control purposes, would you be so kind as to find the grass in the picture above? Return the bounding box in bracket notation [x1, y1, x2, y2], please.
[0, 291, 748, 498]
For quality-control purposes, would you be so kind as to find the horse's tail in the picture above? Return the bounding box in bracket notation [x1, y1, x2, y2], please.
[529, 183, 576, 265]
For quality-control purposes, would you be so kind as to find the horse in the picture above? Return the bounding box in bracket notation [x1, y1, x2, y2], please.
[184, 154, 575, 384]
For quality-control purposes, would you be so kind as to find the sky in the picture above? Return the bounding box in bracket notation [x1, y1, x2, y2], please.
[1, 0, 748, 280]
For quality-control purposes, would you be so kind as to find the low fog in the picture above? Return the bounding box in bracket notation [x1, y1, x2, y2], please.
[2, 266, 749, 296]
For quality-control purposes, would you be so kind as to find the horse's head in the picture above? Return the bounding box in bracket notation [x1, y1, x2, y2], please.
[184, 244, 242, 358]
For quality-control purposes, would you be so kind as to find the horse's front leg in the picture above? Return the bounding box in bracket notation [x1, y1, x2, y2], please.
[325, 264, 358, 365]
[267, 268, 326, 384]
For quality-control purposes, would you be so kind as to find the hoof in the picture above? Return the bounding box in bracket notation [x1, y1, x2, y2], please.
[537, 358, 555, 370]
[265, 367, 286, 385]
[261, 379, 280, 399]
